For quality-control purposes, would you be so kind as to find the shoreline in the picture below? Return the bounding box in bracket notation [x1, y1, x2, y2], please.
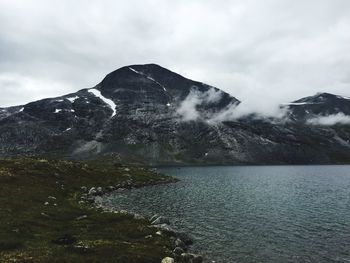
[90, 183, 206, 263]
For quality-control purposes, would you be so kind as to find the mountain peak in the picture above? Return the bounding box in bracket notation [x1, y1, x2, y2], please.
[286, 92, 350, 121]
[293, 92, 350, 104]
[97, 64, 239, 109]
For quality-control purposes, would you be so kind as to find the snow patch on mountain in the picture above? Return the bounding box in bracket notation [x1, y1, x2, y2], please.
[128, 67, 142, 75]
[88, 89, 116, 117]
[146, 76, 167, 91]
[67, 96, 79, 103]
[129, 67, 167, 92]
[282, 102, 316, 106]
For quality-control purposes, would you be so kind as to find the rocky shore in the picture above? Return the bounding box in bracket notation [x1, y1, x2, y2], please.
[82, 180, 206, 263]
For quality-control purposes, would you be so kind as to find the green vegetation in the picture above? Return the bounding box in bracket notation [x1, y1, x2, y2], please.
[0, 158, 176, 262]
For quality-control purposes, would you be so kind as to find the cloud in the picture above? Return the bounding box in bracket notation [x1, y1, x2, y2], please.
[211, 101, 287, 122]
[0, 0, 350, 112]
[307, 113, 350, 126]
[0, 73, 72, 107]
[176, 88, 223, 121]
[176, 88, 286, 123]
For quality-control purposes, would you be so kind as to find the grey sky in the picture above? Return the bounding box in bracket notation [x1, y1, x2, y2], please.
[0, 0, 350, 115]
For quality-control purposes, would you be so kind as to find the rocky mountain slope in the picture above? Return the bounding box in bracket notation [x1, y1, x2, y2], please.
[1, 64, 350, 165]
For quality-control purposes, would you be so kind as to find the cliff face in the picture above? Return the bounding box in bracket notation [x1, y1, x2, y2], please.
[1, 64, 350, 165]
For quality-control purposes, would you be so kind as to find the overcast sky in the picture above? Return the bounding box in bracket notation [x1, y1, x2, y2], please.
[1, 0, 350, 114]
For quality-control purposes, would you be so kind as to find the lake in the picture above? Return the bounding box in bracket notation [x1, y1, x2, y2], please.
[101, 166, 350, 263]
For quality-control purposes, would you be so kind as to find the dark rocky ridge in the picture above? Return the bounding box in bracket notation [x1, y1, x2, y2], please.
[285, 92, 350, 122]
[1, 64, 350, 165]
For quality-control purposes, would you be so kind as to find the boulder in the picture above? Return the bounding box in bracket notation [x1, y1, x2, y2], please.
[88, 187, 97, 196]
[193, 255, 203, 263]
[173, 247, 184, 255]
[151, 216, 170, 225]
[107, 186, 115, 191]
[94, 196, 103, 203]
[133, 213, 145, 220]
[76, 215, 88, 220]
[161, 257, 174, 263]
[181, 253, 194, 263]
[174, 238, 186, 249]
[176, 232, 193, 245]
[96, 187, 103, 195]
[152, 224, 176, 236]
[150, 214, 160, 222]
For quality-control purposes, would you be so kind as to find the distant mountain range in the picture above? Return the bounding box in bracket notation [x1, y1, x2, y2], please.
[1, 64, 350, 165]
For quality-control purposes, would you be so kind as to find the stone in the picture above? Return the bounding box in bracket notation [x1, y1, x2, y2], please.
[88, 187, 97, 196]
[161, 257, 174, 263]
[107, 186, 115, 191]
[193, 255, 204, 263]
[152, 224, 176, 236]
[94, 196, 103, 203]
[133, 213, 145, 220]
[76, 215, 88, 220]
[150, 214, 159, 222]
[174, 238, 186, 249]
[96, 187, 103, 195]
[173, 247, 184, 255]
[181, 253, 194, 263]
[151, 216, 170, 225]
[177, 232, 193, 245]
[40, 212, 50, 218]
[52, 234, 77, 245]
[119, 210, 128, 214]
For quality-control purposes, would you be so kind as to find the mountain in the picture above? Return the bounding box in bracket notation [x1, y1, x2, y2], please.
[1, 64, 350, 165]
[284, 92, 350, 122]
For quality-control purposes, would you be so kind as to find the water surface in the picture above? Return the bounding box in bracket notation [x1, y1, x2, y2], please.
[101, 166, 350, 263]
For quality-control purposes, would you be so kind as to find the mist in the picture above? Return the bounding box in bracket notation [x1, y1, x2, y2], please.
[307, 113, 350, 126]
[176, 88, 286, 123]
[176, 88, 224, 121]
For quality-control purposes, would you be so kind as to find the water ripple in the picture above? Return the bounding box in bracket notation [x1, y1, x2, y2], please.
[101, 165, 350, 263]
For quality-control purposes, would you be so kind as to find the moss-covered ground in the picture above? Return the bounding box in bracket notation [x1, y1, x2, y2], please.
[0, 158, 176, 263]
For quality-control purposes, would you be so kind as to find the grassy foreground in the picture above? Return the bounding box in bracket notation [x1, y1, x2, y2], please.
[0, 158, 176, 263]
